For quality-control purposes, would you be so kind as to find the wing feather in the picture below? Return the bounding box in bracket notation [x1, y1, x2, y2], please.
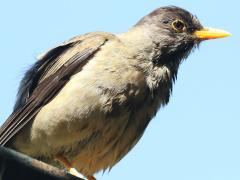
[0, 33, 113, 146]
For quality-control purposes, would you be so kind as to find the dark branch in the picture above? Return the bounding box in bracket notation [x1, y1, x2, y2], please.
[0, 147, 83, 180]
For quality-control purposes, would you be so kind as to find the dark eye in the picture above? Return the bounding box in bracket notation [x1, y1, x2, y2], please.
[171, 19, 186, 32]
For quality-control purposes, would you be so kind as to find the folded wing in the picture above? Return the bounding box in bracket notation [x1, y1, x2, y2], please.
[0, 32, 113, 146]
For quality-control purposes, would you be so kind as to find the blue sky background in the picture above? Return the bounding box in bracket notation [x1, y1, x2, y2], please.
[0, 0, 239, 179]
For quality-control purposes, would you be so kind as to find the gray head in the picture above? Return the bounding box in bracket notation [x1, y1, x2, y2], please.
[135, 6, 230, 74]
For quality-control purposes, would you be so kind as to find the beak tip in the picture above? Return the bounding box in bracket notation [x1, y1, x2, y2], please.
[225, 32, 232, 37]
[218, 29, 231, 38]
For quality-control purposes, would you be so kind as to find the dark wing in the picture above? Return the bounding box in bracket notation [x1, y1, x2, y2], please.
[0, 32, 113, 146]
[13, 43, 72, 111]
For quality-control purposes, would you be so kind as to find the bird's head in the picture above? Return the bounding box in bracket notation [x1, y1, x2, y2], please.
[135, 6, 230, 69]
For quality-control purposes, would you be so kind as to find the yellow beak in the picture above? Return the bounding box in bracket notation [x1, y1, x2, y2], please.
[194, 27, 231, 40]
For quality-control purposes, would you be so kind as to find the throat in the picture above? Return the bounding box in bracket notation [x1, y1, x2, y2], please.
[145, 64, 174, 106]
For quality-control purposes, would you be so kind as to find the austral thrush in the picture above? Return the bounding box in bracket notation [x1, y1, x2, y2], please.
[0, 6, 230, 180]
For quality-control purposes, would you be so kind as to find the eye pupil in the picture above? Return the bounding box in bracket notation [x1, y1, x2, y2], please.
[175, 22, 183, 29]
[172, 20, 185, 32]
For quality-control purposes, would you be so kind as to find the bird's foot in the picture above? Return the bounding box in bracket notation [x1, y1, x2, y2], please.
[86, 175, 96, 180]
[68, 167, 85, 179]
[55, 155, 86, 179]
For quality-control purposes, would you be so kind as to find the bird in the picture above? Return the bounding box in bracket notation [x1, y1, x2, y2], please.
[0, 6, 230, 180]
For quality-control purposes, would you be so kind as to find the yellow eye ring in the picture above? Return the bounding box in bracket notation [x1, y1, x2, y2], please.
[171, 19, 186, 32]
